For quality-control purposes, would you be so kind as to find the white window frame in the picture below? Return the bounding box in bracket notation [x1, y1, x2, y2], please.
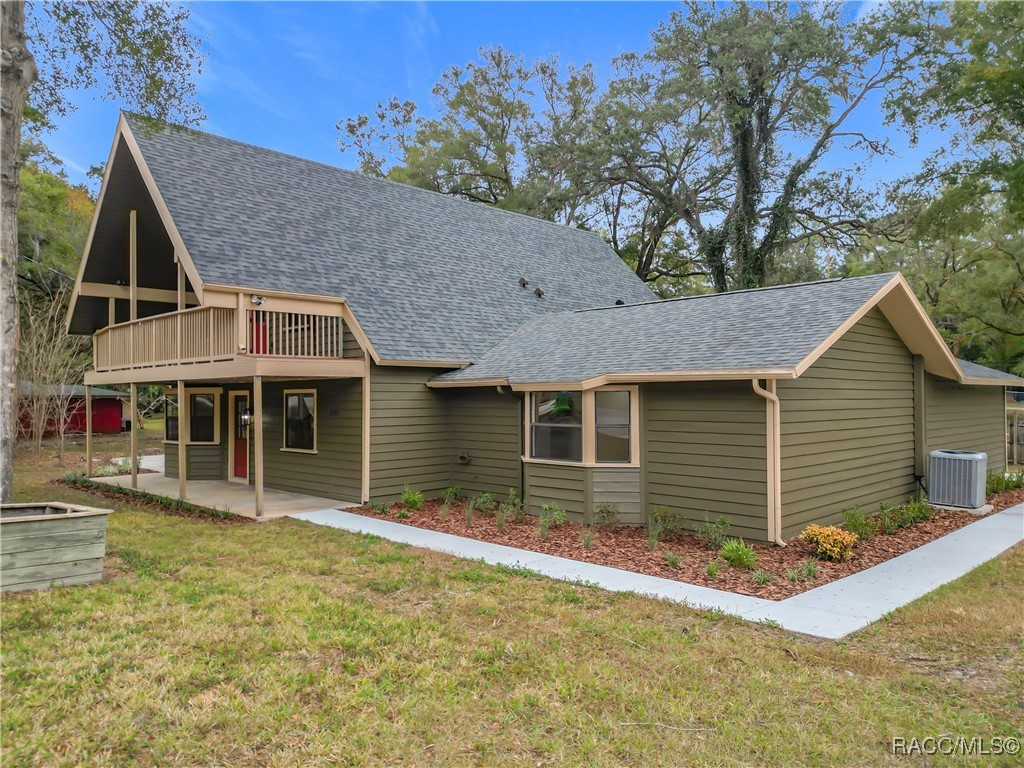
[523, 385, 639, 467]
[163, 387, 222, 446]
[282, 388, 318, 454]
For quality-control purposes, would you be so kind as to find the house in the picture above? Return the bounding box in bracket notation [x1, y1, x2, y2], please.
[18, 383, 128, 437]
[66, 114, 1020, 540]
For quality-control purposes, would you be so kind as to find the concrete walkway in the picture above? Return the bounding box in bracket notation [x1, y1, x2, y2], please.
[290, 505, 1024, 639]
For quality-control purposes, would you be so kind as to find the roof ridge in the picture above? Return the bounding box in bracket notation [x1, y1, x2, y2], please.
[123, 111, 605, 243]
[569, 273, 898, 315]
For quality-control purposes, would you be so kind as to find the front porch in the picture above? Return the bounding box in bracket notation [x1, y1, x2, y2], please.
[94, 470, 354, 519]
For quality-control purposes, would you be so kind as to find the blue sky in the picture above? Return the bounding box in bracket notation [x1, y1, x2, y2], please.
[42, 1, 935, 192]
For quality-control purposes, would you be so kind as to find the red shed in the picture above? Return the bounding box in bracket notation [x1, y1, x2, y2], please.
[18, 383, 128, 437]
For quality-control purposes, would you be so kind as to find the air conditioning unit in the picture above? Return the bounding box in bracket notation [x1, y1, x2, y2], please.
[928, 449, 987, 509]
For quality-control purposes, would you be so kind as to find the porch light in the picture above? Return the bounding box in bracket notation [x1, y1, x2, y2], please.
[250, 294, 267, 306]
[239, 408, 253, 426]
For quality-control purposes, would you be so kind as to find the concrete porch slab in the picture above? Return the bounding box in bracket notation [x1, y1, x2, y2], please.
[290, 505, 1024, 639]
[94, 472, 356, 519]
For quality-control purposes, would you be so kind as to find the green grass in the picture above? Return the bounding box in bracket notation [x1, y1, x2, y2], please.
[3, 454, 1023, 766]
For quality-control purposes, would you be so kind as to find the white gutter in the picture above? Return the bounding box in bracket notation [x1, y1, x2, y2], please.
[752, 379, 785, 546]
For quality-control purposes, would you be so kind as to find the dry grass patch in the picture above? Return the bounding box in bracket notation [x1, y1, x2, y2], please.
[3, 461, 1022, 766]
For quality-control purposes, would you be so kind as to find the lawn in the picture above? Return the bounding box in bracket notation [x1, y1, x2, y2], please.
[2, 439, 1022, 766]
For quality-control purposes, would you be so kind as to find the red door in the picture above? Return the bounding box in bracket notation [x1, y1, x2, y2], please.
[233, 394, 249, 480]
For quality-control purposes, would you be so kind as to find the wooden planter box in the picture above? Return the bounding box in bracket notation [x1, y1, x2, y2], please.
[0, 503, 113, 593]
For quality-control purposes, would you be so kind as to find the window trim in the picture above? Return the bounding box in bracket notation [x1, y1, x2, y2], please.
[281, 388, 318, 454]
[163, 387, 222, 446]
[523, 385, 639, 467]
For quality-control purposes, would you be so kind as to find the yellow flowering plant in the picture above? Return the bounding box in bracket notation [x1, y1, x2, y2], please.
[799, 524, 858, 561]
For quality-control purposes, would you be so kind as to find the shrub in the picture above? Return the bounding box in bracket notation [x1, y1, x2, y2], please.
[368, 501, 388, 514]
[464, 497, 474, 526]
[396, 509, 410, 520]
[786, 568, 801, 583]
[401, 485, 423, 511]
[538, 503, 567, 539]
[646, 508, 666, 551]
[707, 560, 721, 579]
[751, 569, 775, 585]
[842, 506, 875, 540]
[441, 486, 460, 505]
[494, 505, 508, 534]
[582, 526, 595, 550]
[473, 492, 497, 515]
[650, 505, 688, 537]
[499, 488, 525, 524]
[801, 559, 818, 580]
[664, 552, 680, 568]
[696, 514, 731, 550]
[593, 502, 619, 527]
[903, 493, 933, 524]
[988, 470, 1024, 495]
[719, 538, 758, 569]
[800, 524, 858, 561]
[878, 502, 903, 534]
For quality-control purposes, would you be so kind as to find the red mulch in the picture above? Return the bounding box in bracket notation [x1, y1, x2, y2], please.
[348, 498, 994, 600]
[989, 487, 1024, 512]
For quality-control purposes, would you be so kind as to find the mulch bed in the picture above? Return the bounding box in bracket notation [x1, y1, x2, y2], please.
[51, 479, 251, 525]
[989, 487, 1024, 511]
[347, 498, 994, 600]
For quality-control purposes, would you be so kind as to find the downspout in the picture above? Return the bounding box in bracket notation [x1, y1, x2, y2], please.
[752, 379, 785, 545]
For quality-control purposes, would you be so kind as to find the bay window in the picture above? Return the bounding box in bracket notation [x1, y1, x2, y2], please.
[527, 386, 637, 465]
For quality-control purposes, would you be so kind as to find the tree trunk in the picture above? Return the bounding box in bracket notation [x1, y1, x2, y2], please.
[1, 1, 36, 501]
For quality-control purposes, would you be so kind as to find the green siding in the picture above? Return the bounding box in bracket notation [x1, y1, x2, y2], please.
[449, 389, 522, 497]
[369, 365, 450, 501]
[644, 381, 769, 541]
[925, 375, 1006, 473]
[260, 379, 363, 502]
[525, 462, 586, 517]
[590, 467, 642, 524]
[342, 326, 363, 358]
[779, 308, 917, 539]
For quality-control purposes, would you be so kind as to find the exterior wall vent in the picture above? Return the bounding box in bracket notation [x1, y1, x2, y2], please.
[928, 449, 987, 509]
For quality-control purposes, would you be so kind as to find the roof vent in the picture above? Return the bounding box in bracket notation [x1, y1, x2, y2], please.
[615, 299, 625, 306]
[518, 277, 529, 288]
[534, 287, 544, 298]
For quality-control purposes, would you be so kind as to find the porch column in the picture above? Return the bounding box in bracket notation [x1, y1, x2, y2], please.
[253, 375, 264, 519]
[177, 380, 187, 501]
[129, 383, 138, 489]
[85, 385, 93, 477]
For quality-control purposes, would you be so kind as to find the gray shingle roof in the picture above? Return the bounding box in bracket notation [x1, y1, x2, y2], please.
[956, 358, 1023, 383]
[19, 383, 127, 398]
[434, 274, 899, 384]
[126, 114, 654, 363]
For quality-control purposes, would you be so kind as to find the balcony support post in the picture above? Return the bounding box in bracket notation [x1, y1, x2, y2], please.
[130, 210, 138, 368]
[253, 375, 264, 519]
[130, 383, 138, 489]
[177, 380, 187, 502]
[85, 385, 93, 478]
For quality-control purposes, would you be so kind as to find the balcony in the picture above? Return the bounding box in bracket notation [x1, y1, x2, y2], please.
[88, 306, 365, 384]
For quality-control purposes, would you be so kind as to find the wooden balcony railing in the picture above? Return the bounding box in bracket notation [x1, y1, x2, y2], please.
[93, 306, 344, 373]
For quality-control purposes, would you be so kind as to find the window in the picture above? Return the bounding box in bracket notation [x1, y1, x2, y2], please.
[595, 390, 631, 463]
[163, 388, 220, 444]
[530, 391, 583, 462]
[526, 387, 637, 465]
[190, 394, 216, 443]
[284, 390, 316, 452]
[165, 397, 179, 442]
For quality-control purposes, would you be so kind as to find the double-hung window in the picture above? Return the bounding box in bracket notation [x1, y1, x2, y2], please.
[164, 389, 221, 445]
[283, 390, 317, 452]
[530, 391, 583, 462]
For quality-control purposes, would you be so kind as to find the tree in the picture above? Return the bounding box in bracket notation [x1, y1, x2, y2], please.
[0, 0, 205, 501]
[895, 0, 1024, 220]
[585, 1, 925, 291]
